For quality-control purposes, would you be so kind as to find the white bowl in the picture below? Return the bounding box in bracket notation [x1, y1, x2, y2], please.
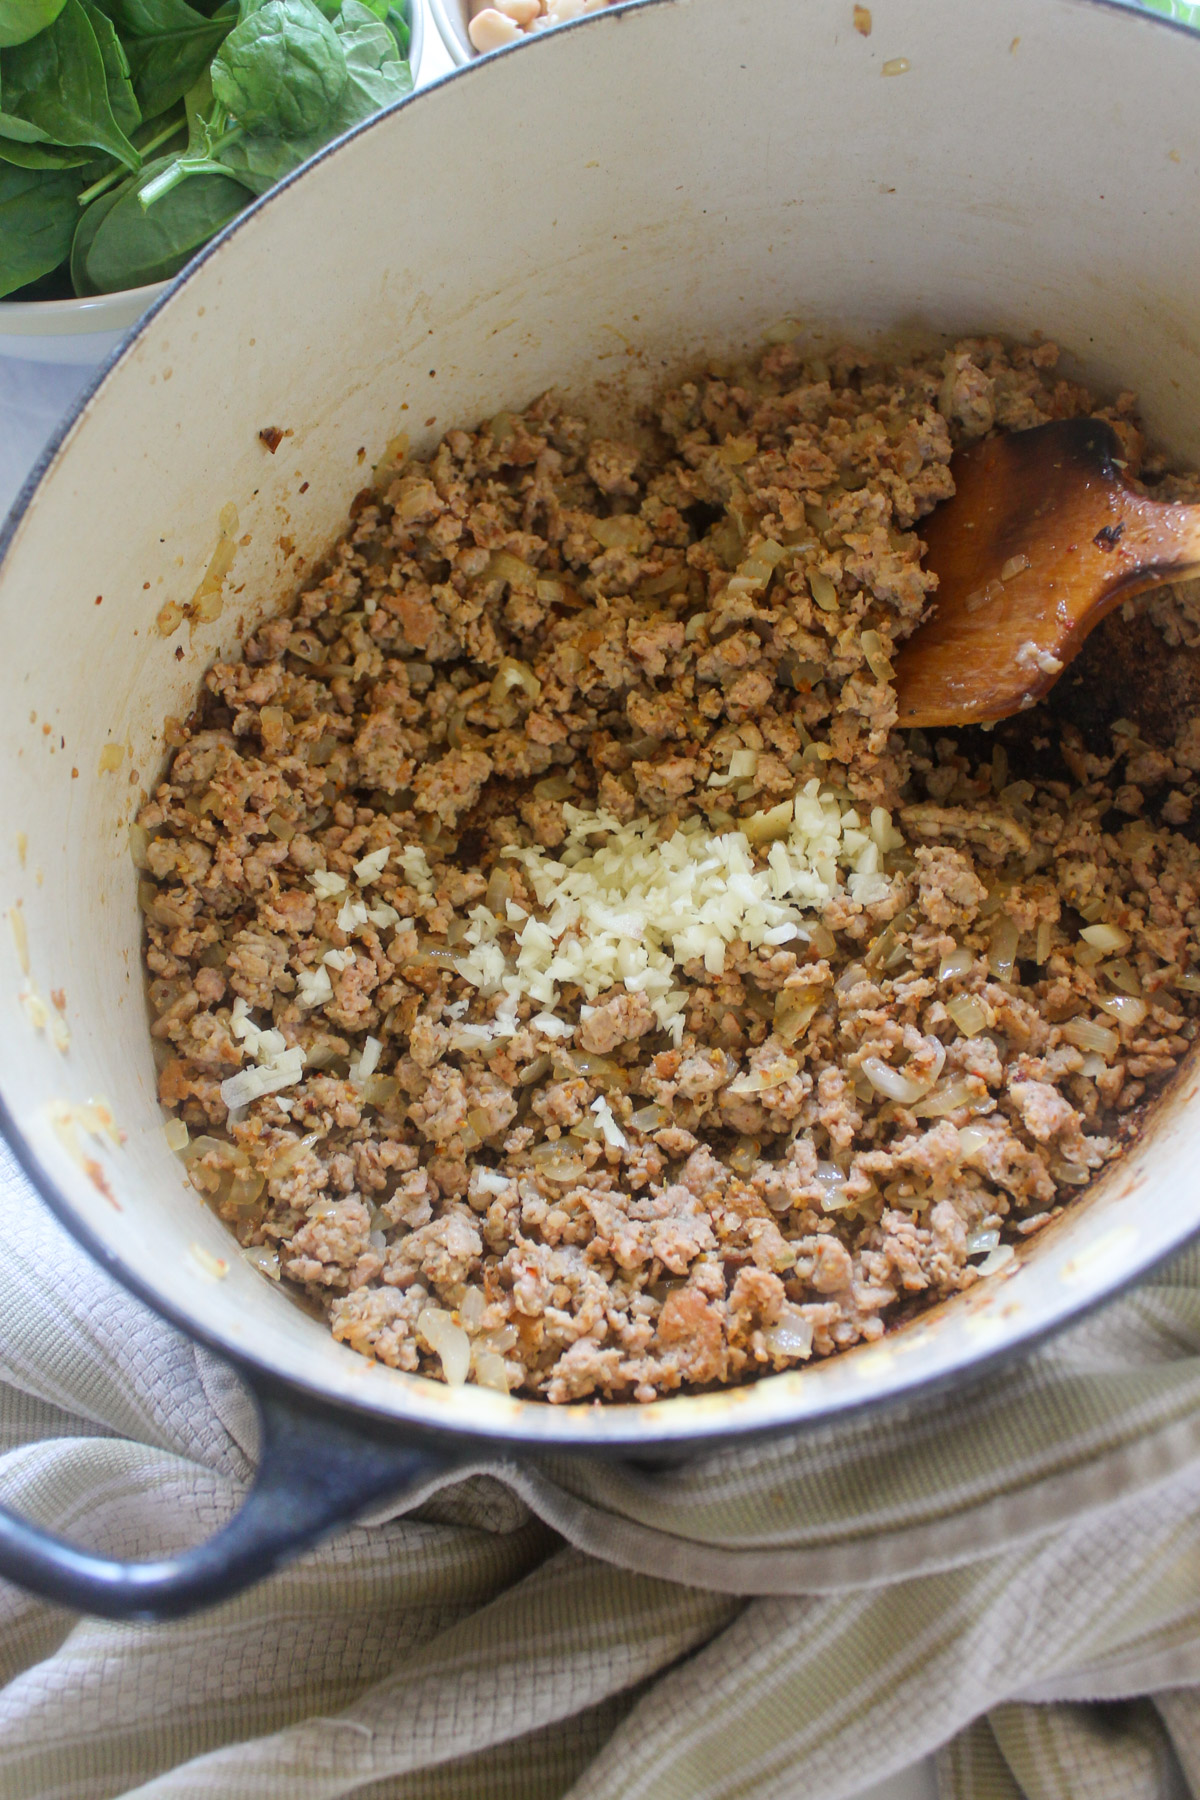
[428, 0, 470, 62]
[0, 0, 426, 366]
[0, 283, 171, 367]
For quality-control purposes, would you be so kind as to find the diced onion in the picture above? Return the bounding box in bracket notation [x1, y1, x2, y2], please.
[128, 823, 152, 870]
[267, 1131, 321, 1178]
[417, 1308, 471, 1385]
[976, 1243, 1016, 1277]
[762, 1304, 814, 1360]
[964, 579, 1004, 613]
[528, 1143, 590, 1182]
[1052, 1159, 1092, 1186]
[988, 916, 1020, 983]
[459, 1286, 487, 1332]
[164, 1117, 189, 1154]
[774, 987, 822, 1044]
[814, 1161, 851, 1211]
[189, 1243, 229, 1280]
[1081, 923, 1131, 954]
[533, 774, 575, 802]
[362, 1075, 399, 1108]
[631, 1104, 669, 1131]
[728, 1055, 800, 1095]
[489, 551, 537, 585]
[181, 1134, 248, 1170]
[966, 1227, 1000, 1256]
[1097, 994, 1148, 1030]
[957, 1124, 990, 1157]
[861, 1056, 933, 1104]
[1061, 1017, 1120, 1056]
[1099, 958, 1143, 997]
[728, 1136, 760, 1174]
[472, 1348, 510, 1393]
[590, 515, 645, 550]
[808, 571, 839, 611]
[912, 1078, 977, 1118]
[489, 657, 542, 705]
[860, 629, 894, 682]
[242, 1245, 280, 1280]
[743, 802, 794, 846]
[947, 994, 989, 1037]
[938, 949, 974, 982]
[480, 1324, 519, 1355]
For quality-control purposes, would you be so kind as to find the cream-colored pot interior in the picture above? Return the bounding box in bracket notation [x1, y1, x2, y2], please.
[2, 0, 1199, 1451]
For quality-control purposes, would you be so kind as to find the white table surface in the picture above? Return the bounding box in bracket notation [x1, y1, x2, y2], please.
[0, 14, 940, 1796]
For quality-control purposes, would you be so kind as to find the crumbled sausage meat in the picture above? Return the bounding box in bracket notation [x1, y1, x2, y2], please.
[141, 337, 1200, 1402]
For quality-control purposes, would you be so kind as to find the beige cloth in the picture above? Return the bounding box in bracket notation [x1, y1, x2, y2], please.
[3, 1135, 1200, 1798]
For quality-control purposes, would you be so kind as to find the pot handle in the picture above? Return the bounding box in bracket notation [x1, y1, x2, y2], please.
[0, 1370, 455, 1621]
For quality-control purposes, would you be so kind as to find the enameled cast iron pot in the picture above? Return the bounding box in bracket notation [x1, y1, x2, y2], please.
[2, 0, 1199, 1622]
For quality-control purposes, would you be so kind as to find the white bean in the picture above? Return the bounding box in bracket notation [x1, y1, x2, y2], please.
[493, 0, 539, 21]
[546, 0, 585, 21]
[468, 5, 521, 47]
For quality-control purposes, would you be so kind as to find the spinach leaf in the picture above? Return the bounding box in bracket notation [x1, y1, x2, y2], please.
[82, 0, 141, 135]
[0, 0, 140, 167]
[331, 0, 407, 105]
[211, 0, 346, 137]
[337, 0, 406, 53]
[0, 129, 93, 164]
[70, 159, 126, 288]
[0, 0, 65, 47]
[98, 0, 232, 123]
[216, 0, 406, 193]
[83, 148, 248, 286]
[0, 105, 52, 140]
[0, 161, 79, 295]
[383, 4, 407, 56]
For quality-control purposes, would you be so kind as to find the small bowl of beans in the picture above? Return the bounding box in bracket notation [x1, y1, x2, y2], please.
[428, 0, 619, 62]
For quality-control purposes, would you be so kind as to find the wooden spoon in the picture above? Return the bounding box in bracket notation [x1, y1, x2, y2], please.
[891, 417, 1200, 729]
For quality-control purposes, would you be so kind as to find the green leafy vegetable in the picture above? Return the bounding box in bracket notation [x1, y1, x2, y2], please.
[0, 160, 79, 293]
[99, 0, 233, 122]
[69, 154, 125, 286]
[0, 0, 65, 47]
[0, 0, 140, 166]
[0, 0, 408, 296]
[0, 128, 93, 163]
[382, 4, 405, 55]
[192, 0, 407, 193]
[211, 0, 345, 137]
[83, 145, 248, 284]
[329, 0, 406, 106]
[82, 0, 140, 133]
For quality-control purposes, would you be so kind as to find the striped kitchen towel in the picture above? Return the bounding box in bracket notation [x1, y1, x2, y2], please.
[3, 1132, 1200, 1799]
